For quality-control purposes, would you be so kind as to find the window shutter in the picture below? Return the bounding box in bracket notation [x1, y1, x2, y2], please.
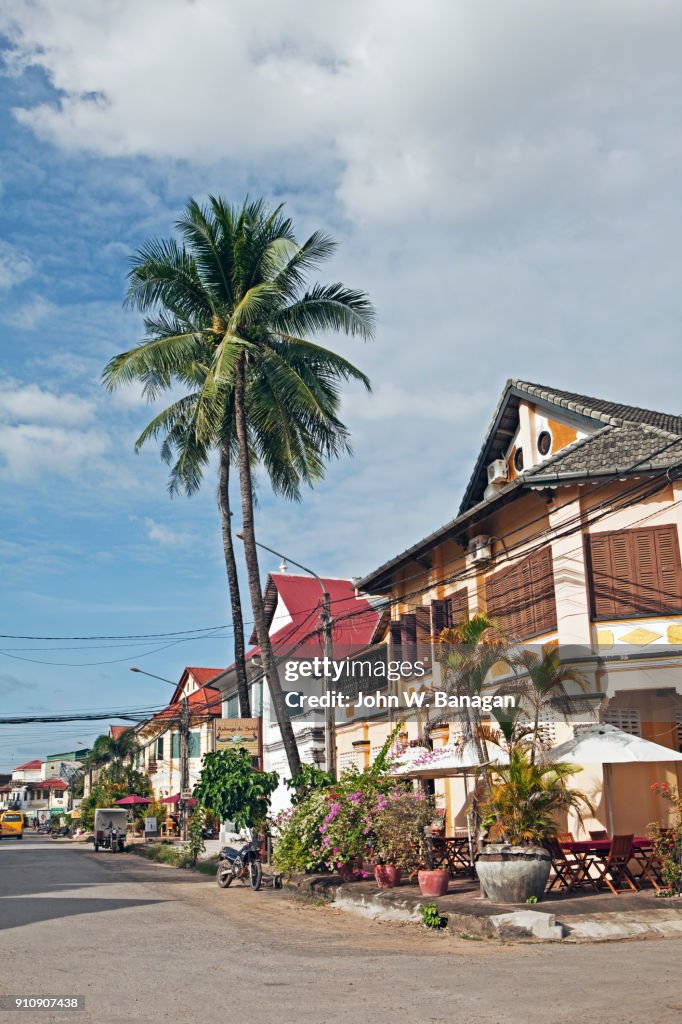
[585, 533, 616, 619]
[486, 548, 556, 639]
[587, 525, 682, 619]
[389, 620, 402, 660]
[528, 547, 557, 635]
[401, 613, 417, 662]
[448, 588, 469, 626]
[431, 599, 448, 635]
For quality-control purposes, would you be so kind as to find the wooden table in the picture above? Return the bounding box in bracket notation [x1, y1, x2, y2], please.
[561, 836, 657, 889]
[432, 835, 475, 877]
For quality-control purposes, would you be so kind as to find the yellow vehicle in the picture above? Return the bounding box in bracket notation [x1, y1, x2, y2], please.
[0, 811, 25, 840]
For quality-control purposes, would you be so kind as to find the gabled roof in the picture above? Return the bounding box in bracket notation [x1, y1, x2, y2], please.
[459, 379, 682, 513]
[109, 726, 129, 740]
[167, 666, 224, 705]
[249, 573, 378, 654]
[357, 380, 682, 593]
[13, 759, 42, 771]
[151, 684, 222, 725]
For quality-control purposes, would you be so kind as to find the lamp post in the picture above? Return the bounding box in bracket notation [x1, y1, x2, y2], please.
[235, 533, 336, 780]
[130, 667, 191, 838]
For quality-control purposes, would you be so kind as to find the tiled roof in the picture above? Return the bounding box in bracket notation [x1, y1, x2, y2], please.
[524, 423, 682, 483]
[151, 685, 222, 724]
[14, 760, 43, 771]
[109, 726, 129, 740]
[28, 779, 67, 790]
[511, 381, 682, 434]
[186, 667, 223, 685]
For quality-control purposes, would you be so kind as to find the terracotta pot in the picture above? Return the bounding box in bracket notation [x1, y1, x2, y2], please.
[338, 860, 361, 881]
[418, 869, 449, 897]
[374, 864, 402, 888]
[475, 844, 551, 904]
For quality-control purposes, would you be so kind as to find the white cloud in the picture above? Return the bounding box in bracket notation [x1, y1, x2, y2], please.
[7, 295, 57, 329]
[0, 240, 32, 289]
[0, 380, 96, 426]
[143, 516, 191, 547]
[0, 423, 109, 480]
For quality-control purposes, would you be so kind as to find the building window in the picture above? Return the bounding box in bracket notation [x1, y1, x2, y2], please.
[156, 737, 164, 760]
[537, 430, 552, 456]
[188, 732, 201, 759]
[226, 694, 239, 718]
[485, 547, 557, 639]
[513, 447, 524, 472]
[585, 525, 682, 620]
[285, 692, 305, 718]
[171, 732, 180, 759]
[431, 589, 468, 634]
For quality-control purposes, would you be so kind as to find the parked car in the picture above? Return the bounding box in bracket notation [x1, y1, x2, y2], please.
[0, 811, 25, 840]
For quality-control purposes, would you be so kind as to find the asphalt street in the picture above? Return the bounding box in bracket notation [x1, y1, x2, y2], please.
[0, 835, 681, 1024]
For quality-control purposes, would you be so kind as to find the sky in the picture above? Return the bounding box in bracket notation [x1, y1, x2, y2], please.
[1, 0, 681, 769]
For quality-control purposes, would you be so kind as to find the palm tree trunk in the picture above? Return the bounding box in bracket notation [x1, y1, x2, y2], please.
[218, 440, 251, 717]
[233, 359, 301, 778]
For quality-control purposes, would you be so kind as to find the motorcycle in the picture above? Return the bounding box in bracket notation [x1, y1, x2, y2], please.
[216, 836, 265, 891]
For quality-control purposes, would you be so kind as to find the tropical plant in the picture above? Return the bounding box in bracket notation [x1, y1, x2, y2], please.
[86, 729, 139, 782]
[285, 763, 333, 806]
[193, 748, 278, 832]
[420, 902, 447, 929]
[78, 764, 153, 830]
[508, 647, 587, 763]
[482, 746, 592, 846]
[186, 809, 207, 866]
[649, 782, 682, 895]
[103, 197, 375, 774]
[372, 788, 435, 873]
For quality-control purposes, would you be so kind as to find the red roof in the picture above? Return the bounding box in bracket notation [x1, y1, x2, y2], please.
[109, 726, 129, 740]
[14, 759, 43, 771]
[151, 685, 222, 725]
[248, 574, 379, 659]
[28, 779, 67, 791]
[168, 666, 224, 705]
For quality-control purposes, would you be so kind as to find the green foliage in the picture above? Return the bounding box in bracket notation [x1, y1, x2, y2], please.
[187, 811, 206, 866]
[525, 896, 538, 905]
[649, 783, 682, 894]
[79, 764, 153, 830]
[132, 843, 193, 868]
[420, 902, 446, 929]
[193, 748, 278, 831]
[285, 763, 333, 806]
[373, 789, 435, 874]
[483, 747, 592, 846]
[271, 788, 331, 874]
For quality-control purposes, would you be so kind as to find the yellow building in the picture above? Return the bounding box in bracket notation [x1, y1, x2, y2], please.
[338, 380, 682, 836]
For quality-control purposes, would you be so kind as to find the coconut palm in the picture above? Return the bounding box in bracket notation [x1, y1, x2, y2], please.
[510, 648, 588, 763]
[86, 729, 139, 786]
[102, 197, 374, 778]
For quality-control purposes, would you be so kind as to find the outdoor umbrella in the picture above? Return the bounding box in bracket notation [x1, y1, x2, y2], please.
[545, 724, 682, 833]
[114, 794, 152, 805]
[389, 742, 508, 780]
[161, 793, 197, 807]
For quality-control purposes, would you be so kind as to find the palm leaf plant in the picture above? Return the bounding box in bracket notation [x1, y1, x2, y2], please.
[103, 197, 375, 778]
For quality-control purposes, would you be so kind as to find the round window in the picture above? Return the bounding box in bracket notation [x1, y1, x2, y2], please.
[537, 430, 552, 456]
[513, 447, 524, 472]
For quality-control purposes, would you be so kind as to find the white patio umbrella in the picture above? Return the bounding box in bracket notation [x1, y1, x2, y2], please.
[390, 742, 508, 780]
[545, 724, 682, 834]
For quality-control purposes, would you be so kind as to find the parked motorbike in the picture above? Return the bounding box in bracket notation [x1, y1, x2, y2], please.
[216, 836, 264, 891]
[201, 824, 216, 840]
[49, 825, 71, 838]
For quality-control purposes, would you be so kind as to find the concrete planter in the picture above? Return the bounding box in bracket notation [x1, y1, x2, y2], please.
[475, 844, 551, 904]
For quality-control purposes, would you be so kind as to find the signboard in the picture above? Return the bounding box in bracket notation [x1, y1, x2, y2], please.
[144, 817, 158, 836]
[215, 718, 260, 756]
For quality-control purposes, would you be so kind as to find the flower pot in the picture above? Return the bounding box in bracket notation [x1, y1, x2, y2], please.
[374, 864, 402, 888]
[475, 844, 551, 904]
[338, 859, 361, 881]
[418, 869, 449, 897]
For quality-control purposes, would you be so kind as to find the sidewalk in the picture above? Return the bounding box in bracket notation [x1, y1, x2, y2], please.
[284, 873, 682, 942]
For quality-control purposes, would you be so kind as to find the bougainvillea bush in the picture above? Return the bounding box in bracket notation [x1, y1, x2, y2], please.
[372, 789, 435, 874]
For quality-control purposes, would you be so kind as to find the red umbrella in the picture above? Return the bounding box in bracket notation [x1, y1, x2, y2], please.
[115, 794, 151, 805]
[161, 793, 197, 807]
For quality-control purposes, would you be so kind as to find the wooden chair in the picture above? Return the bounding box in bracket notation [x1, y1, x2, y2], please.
[588, 834, 639, 894]
[544, 838, 584, 893]
[557, 831, 575, 844]
[589, 829, 608, 840]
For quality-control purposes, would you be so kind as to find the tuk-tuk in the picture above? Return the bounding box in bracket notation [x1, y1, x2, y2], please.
[93, 808, 128, 852]
[0, 811, 25, 840]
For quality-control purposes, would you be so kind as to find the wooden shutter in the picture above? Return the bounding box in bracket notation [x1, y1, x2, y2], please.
[431, 599, 448, 635]
[415, 606, 431, 670]
[401, 613, 417, 662]
[585, 533, 616, 619]
[448, 588, 469, 626]
[389, 620, 402, 660]
[586, 525, 682, 619]
[486, 548, 556, 639]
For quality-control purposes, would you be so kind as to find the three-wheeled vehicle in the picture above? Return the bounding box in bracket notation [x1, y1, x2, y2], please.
[93, 808, 128, 852]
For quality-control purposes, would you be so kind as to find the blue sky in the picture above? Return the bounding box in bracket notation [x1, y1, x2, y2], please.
[1, 1, 682, 769]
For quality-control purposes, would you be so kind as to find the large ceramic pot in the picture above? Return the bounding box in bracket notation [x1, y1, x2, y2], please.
[418, 869, 449, 897]
[475, 844, 551, 904]
[374, 864, 402, 888]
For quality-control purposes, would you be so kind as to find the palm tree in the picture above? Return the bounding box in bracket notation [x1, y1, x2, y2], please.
[86, 729, 138, 787]
[510, 648, 587, 763]
[103, 197, 375, 779]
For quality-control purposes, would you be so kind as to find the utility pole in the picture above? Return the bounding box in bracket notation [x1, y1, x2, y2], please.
[179, 694, 190, 840]
[236, 534, 336, 780]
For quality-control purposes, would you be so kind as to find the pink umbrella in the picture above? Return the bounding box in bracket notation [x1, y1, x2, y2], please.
[115, 794, 151, 805]
[161, 793, 197, 807]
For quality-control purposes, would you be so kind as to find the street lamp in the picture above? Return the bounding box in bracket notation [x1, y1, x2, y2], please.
[234, 532, 336, 779]
[130, 667, 191, 838]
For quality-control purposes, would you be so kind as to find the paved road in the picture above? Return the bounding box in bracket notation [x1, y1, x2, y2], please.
[1, 835, 681, 1024]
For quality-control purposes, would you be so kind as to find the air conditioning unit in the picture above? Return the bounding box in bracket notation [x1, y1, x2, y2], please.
[487, 459, 508, 485]
[468, 535, 493, 563]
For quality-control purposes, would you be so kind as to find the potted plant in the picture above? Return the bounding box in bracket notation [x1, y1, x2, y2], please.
[475, 747, 591, 904]
[372, 789, 435, 888]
